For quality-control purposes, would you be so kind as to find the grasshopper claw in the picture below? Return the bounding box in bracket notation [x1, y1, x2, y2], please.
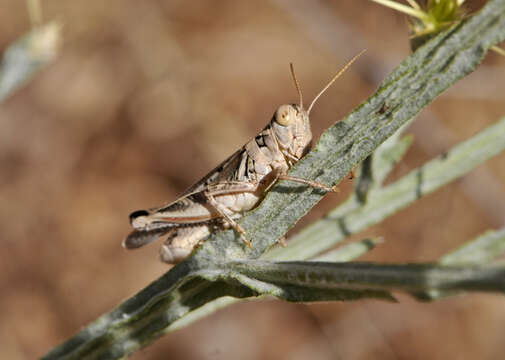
[242, 236, 253, 249]
[278, 236, 288, 247]
[331, 185, 340, 193]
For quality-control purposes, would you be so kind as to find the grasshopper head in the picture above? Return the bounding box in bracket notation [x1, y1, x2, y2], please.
[271, 64, 312, 160]
[272, 104, 312, 160]
[272, 51, 364, 161]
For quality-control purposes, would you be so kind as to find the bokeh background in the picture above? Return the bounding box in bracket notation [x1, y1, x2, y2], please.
[2, 0, 505, 359]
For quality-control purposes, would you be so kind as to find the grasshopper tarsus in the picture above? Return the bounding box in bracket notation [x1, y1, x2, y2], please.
[243, 237, 253, 249]
[278, 174, 340, 193]
[277, 236, 288, 247]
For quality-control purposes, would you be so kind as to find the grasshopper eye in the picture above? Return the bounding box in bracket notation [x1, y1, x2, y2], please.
[275, 104, 296, 126]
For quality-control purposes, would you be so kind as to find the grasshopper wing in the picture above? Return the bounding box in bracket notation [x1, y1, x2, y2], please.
[123, 227, 175, 249]
[182, 148, 245, 194]
[124, 147, 244, 250]
[124, 192, 220, 249]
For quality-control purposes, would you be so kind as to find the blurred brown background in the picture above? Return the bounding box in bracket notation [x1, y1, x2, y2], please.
[1, 0, 505, 359]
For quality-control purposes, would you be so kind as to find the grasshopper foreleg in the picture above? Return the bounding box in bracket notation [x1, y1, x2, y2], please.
[277, 174, 340, 193]
[267, 166, 340, 193]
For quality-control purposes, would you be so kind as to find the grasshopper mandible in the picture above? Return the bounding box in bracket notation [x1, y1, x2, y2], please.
[123, 51, 364, 264]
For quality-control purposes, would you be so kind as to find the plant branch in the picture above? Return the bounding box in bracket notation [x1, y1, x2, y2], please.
[42, 1, 505, 358]
[0, 21, 61, 102]
[165, 113, 505, 331]
[223, 260, 505, 301]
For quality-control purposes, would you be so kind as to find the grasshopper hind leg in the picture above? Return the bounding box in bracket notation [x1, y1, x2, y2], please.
[159, 225, 211, 264]
[205, 193, 253, 249]
[160, 231, 191, 264]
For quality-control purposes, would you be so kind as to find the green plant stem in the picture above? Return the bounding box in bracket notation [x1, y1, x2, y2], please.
[27, 0, 43, 26]
[223, 260, 505, 300]
[0, 22, 61, 102]
[167, 237, 382, 332]
[369, 0, 429, 20]
[441, 228, 505, 265]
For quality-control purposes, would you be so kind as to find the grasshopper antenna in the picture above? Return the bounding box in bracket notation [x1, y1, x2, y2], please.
[289, 63, 303, 108]
[307, 49, 366, 115]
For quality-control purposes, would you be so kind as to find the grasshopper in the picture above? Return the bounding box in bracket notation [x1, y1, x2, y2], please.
[123, 51, 364, 264]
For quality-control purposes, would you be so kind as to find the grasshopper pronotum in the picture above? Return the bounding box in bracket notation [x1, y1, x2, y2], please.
[123, 51, 364, 264]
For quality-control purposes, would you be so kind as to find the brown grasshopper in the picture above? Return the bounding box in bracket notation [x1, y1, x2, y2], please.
[123, 51, 364, 264]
